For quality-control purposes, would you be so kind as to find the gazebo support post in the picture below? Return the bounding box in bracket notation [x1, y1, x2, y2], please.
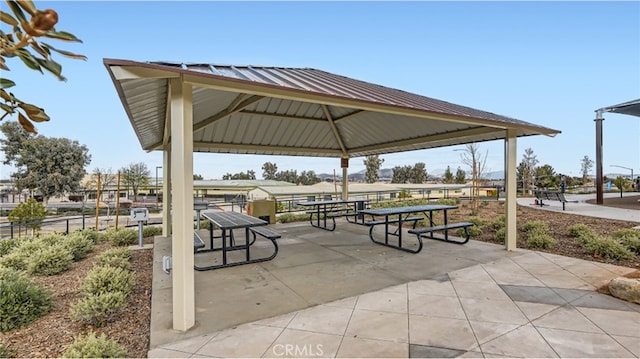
[169, 77, 195, 331]
[504, 129, 517, 251]
[595, 111, 604, 205]
[341, 157, 349, 200]
[162, 150, 172, 237]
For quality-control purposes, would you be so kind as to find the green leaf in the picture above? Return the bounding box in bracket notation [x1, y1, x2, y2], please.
[35, 58, 65, 81]
[0, 103, 15, 113]
[43, 30, 83, 43]
[0, 78, 16, 89]
[30, 41, 51, 58]
[15, 0, 36, 16]
[6, 1, 27, 23]
[41, 43, 87, 60]
[16, 48, 42, 73]
[0, 11, 19, 26]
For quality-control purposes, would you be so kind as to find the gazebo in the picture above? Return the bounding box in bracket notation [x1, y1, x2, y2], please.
[104, 59, 560, 331]
[594, 98, 640, 204]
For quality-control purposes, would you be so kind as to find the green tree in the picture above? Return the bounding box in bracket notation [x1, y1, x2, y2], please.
[1, 1, 86, 133]
[520, 147, 538, 195]
[613, 176, 629, 198]
[8, 197, 47, 236]
[363, 155, 384, 183]
[275, 169, 298, 183]
[193, 174, 203, 180]
[454, 167, 466, 184]
[120, 163, 149, 200]
[409, 162, 427, 183]
[0, 121, 91, 204]
[261, 162, 278, 180]
[222, 170, 256, 180]
[443, 166, 454, 184]
[391, 165, 411, 184]
[298, 170, 320, 185]
[534, 164, 557, 189]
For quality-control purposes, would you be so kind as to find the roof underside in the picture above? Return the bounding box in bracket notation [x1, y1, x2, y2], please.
[104, 59, 560, 158]
[599, 98, 640, 118]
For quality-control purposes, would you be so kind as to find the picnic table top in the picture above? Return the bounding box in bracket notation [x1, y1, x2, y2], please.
[201, 211, 267, 230]
[359, 204, 458, 216]
[296, 199, 369, 207]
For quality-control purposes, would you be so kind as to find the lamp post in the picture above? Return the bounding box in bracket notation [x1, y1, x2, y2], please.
[155, 166, 162, 208]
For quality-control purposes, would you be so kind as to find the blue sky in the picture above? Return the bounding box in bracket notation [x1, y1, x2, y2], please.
[1, 1, 639, 180]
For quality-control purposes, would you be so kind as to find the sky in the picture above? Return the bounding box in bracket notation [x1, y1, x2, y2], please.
[1, 1, 639, 181]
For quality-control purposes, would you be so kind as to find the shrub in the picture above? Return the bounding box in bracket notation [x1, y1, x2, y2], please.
[63, 233, 95, 261]
[567, 223, 593, 238]
[490, 214, 506, 230]
[613, 229, 640, 254]
[62, 331, 127, 358]
[106, 228, 137, 247]
[39, 234, 66, 246]
[96, 248, 133, 269]
[69, 292, 126, 326]
[0, 268, 52, 332]
[81, 266, 135, 297]
[0, 343, 14, 358]
[456, 225, 482, 238]
[26, 245, 74, 276]
[522, 220, 549, 233]
[277, 213, 309, 223]
[0, 239, 19, 256]
[495, 227, 506, 243]
[142, 226, 162, 238]
[0, 251, 29, 271]
[466, 216, 486, 227]
[77, 228, 102, 243]
[526, 231, 557, 249]
[582, 235, 634, 260]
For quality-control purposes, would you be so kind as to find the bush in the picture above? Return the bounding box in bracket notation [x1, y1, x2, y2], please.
[582, 235, 634, 260]
[0, 343, 14, 358]
[69, 292, 126, 326]
[466, 216, 486, 227]
[77, 228, 103, 243]
[0, 239, 19, 256]
[63, 233, 95, 261]
[456, 225, 482, 238]
[26, 245, 74, 276]
[495, 227, 506, 243]
[567, 223, 593, 238]
[105, 228, 138, 247]
[39, 234, 66, 246]
[526, 231, 557, 249]
[277, 213, 309, 223]
[81, 266, 135, 297]
[62, 331, 127, 358]
[613, 229, 640, 254]
[522, 220, 549, 233]
[490, 214, 506, 230]
[0, 268, 52, 332]
[142, 226, 162, 238]
[97, 247, 133, 269]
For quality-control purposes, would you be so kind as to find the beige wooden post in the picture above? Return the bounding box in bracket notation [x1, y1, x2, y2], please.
[341, 157, 349, 200]
[169, 77, 195, 331]
[504, 128, 517, 251]
[162, 150, 171, 237]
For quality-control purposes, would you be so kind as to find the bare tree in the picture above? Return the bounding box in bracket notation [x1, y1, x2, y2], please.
[520, 148, 539, 195]
[459, 143, 488, 213]
[580, 155, 594, 191]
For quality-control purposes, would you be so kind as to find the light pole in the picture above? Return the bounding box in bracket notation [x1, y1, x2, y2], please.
[155, 166, 162, 208]
[610, 165, 634, 193]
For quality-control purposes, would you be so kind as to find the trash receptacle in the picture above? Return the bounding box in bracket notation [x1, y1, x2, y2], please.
[247, 199, 276, 224]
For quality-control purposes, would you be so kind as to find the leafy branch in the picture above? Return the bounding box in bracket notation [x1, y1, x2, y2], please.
[0, 0, 86, 133]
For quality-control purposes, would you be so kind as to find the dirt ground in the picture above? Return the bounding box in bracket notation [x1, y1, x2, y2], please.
[1, 199, 639, 358]
[586, 193, 640, 210]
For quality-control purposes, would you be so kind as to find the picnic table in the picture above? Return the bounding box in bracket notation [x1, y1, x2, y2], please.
[297, 199, 370, 231]
[194, 211, 281, 271]
[359, 204, 473, 253]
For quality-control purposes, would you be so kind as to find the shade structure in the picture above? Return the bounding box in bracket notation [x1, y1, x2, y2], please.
[594, 98, 640, 204]
[103, 58, 560, 332]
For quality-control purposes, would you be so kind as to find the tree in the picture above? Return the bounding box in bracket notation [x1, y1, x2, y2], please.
[613, 176, 629, 198]
[534, 164, 558, 190]
[409, 162, 427, 183]
[0, 121, 91, 205]
[90, 168, 116, 200]
[520, 147, 538, 195]
[222, 170, 256, 180]
[193, 174, 203, 180]
[262, 162, 278, 180]
[459, 143, 488, 212]
[298, 170, 321, 185]
[454, 167, 466, 184]
[1, 1, 86, 133]
[8, 197, 47, 236]
[580, 155, 594, 190]
[391, 165, 411, 184]
[120, 162, 150, 200]
[363, 155, 384, 183]
[443, 166, 454, 184]
[274, 170, 298, 184]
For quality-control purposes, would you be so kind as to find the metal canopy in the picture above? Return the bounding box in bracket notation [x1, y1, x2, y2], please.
[597, 98, 640, 118]
[104, 59, 559, 157]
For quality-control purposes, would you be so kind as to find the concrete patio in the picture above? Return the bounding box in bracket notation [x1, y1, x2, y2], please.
[147, 217, 640, 358]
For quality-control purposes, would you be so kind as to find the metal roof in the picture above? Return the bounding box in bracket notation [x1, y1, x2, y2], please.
[104, 59, 560, 158]
[598, 98, 640, 118]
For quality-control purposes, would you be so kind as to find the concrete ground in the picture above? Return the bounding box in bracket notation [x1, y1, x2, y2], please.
[147, 198, 640, 358]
